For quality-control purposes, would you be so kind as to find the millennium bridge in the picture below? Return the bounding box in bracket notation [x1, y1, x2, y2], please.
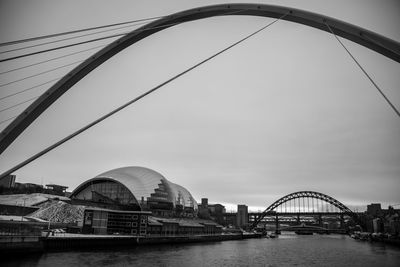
[0, 3, 399, 179]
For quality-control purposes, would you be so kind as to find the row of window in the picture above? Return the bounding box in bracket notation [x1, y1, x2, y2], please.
[108, 214, 139, 220]
[106, 227, 146, 234]
[130, 229, 147, 235]
[107, 221, 132, 227]
[107, 221, 147, 228]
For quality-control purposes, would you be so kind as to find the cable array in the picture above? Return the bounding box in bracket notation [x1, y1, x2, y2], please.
[0, 15, 167, 125]
[0, 12, 286, 179]
[0, 15, 165, 47]
[0, 77, 61, 101]
[0, 21, 191, 63]
[0, 96, 39, 113]
[0, 8, 248, 127]
[0, 45, 106, 75]
[0, 8, 398, 180]
[0, 59, 84, 88]
[0, 20, 150, 55]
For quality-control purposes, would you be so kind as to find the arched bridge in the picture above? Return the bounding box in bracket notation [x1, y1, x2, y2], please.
[1, 2, 399, 157]
[250, 191, 360, 230]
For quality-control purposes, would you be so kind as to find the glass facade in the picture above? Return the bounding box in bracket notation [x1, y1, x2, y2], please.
[71, 167, 198, 215]
[74, 181, 138, 205]
[82, 208, 150, 235]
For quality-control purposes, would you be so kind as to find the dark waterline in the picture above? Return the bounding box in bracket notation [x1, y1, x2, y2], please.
[4, 233, 400, 267]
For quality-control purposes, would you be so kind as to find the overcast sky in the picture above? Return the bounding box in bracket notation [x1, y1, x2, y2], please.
[0, 0, 399, 212]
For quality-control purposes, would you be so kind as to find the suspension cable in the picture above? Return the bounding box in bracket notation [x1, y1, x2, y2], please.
[0, 45, 106, 76]
[0, 8, 249, 64]
[0, 96, 39, 113]
[0, 77, 61, 101]
[325, 22, 400, 118]
[0, 16, 165, 47]
[0, 60, 84, 88]
[0, 115, 18, 126]
[0, 20, 151, 55]
[0, 13, 287, 179]
[0, 32, 128, 63]
[0, 21, 189, 63]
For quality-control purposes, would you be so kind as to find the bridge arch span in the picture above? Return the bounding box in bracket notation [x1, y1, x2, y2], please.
[251, 191, 357, 229]
[266, 191, 353, 214]
[1, 3, 399, 154]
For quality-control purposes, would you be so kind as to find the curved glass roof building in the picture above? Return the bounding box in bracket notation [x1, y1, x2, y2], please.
[71, 166, 198, 214]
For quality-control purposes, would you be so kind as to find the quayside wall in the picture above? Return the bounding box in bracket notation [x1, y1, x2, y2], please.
[44, 233, 261, 251]
[1, 233, 262, 254]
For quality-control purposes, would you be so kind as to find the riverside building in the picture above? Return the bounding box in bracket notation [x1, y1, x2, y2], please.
[71, 166, 224, 236]
[71, 166, 198, 217]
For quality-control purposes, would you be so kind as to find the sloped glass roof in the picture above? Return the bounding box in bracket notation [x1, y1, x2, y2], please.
[71, 166, 197, 210]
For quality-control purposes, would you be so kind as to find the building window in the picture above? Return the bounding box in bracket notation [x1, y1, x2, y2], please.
[84, 211, 93, 225]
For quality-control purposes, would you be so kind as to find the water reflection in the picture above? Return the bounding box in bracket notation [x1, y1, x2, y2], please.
[4, 233, 400, 267]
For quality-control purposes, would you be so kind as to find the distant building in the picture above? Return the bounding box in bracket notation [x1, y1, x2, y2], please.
[372, 218, 383, 233]
[0, 174, 15, 188]
[198, 198, 226, 224]
[198, 198, 210, 219]
[197, 198, 226, 224]
[209, 204, 226, 214]
[363, 204, 400, 235]
[15, 182, 43, 190]
[223, 213, 237, 227]
[367, 203, 382, 217]
[46, 184, 68, 194]
[208, 203, 226, 225]
[237, 204, 248, 228]
[385, 208, 400, 236]
[201, 198, 208, 209]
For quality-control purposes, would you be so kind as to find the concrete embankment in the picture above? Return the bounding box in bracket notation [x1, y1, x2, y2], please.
[44, 233, 262, 250]
[1, 232, 263, 254]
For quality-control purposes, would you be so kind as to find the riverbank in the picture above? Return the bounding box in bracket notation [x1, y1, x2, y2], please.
[4, 234, 400, 267]
[1, 232, 262, 254]
[351, 232, 400, 247]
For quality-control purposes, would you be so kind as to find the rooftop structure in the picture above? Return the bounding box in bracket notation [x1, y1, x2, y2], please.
[46, 184, 68, 193]
[71, 166, 198, 216]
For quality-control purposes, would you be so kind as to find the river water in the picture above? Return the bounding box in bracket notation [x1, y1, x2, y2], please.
[5, 233, 400, 266]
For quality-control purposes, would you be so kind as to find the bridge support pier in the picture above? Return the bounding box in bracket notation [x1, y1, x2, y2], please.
[275, 214, 280, 234]
[318, 214, 322, 227]
[340, 213, 344, 229]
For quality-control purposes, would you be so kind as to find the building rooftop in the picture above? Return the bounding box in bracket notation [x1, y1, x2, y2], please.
[71, 166, 198, 211]
[84, 207, 151, 214]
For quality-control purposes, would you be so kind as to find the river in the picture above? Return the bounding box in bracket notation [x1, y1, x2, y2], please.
[4, 233, 400, 266]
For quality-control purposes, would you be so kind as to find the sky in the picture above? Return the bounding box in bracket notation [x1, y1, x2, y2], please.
[0, 0, 399, 212]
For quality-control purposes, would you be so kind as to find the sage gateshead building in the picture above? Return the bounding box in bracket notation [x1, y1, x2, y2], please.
[70, 166, 198, 217]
